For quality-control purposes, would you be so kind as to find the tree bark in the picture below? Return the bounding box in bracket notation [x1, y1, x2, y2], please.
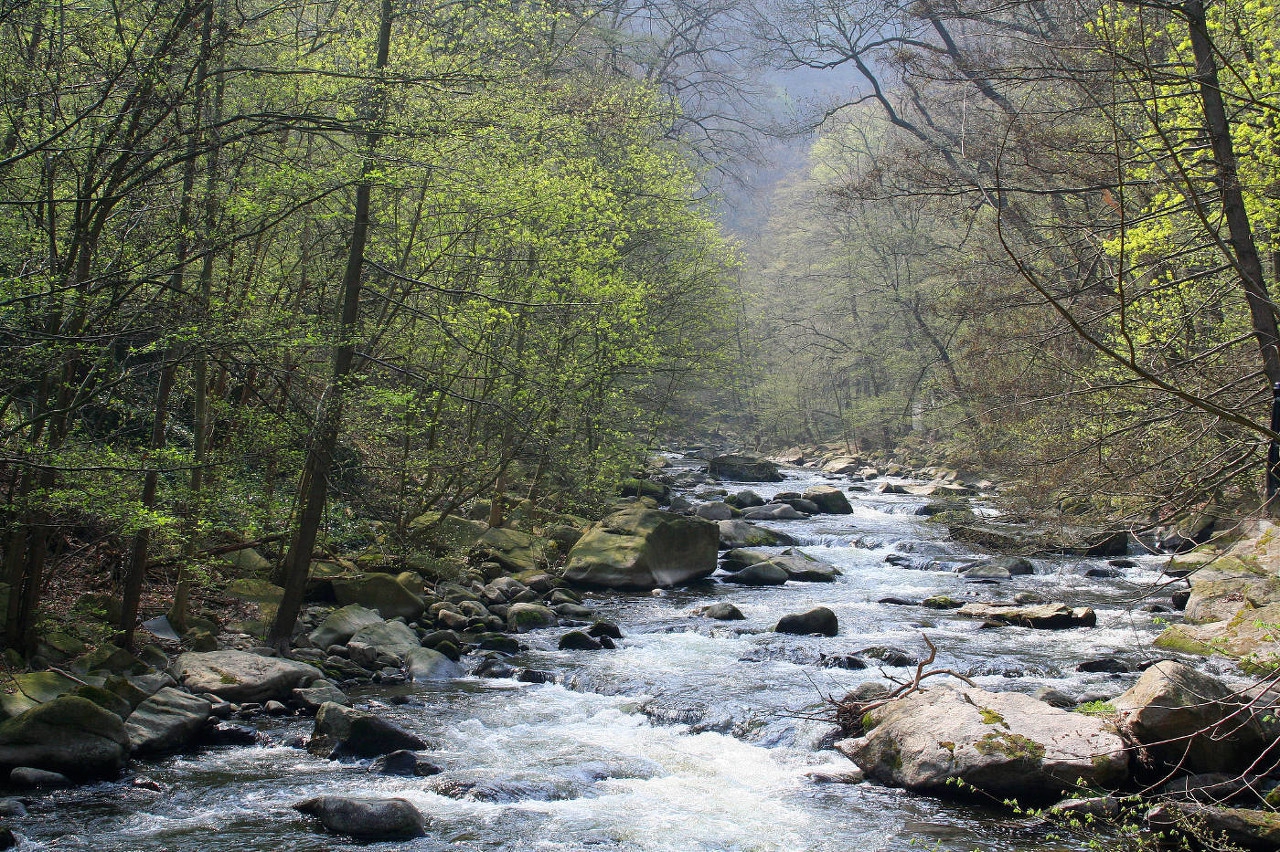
[268, 0, 394, 651]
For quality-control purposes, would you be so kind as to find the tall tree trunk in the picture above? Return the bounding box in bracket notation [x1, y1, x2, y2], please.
[268, 0, 394, 651]
[1184, 0, 1280, 508]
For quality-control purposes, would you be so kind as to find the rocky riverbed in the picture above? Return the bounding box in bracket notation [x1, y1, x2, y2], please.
[0, 454, 1276, 850]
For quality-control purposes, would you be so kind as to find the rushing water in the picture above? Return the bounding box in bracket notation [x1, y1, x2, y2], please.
[10, 464, 1206, 851]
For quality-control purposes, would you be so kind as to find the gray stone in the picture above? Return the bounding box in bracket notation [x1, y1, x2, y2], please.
[695, 502, 734, 521]
[405, 647, 463, 681]
[10, 766, 72, 788]
[717, 520, 797, 549]
[125, 687, 212, 755]
[506, 602, 558, 633]
[309, 605, 386, 650]
[295, 795, 426, 840]
[723, 561, 788, 586]
[775, 607, 838, 636]
[838, 685, 1128, 800]
[310, 702, 427, 759]
[1113, 661, 1273, 775]
[956, 602, 1097, 629]
[171, 650, 318, 703]
[348, 620, 420, 654]
[801, 485, 853, 514]
[699, 603, 745, 620]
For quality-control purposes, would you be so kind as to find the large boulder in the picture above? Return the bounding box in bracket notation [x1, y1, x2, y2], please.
[717, 520, 797, 550]
[124, 687, 212, 756]
[348, 620, 421, 655]
[473, 527, 546, 574]
[775, 607, 838, 636]
[309, 702, 427, 759]
[1112, 661, 1273, 775]
[295, 796, 426, 840]
[708, 454, 784, 482]
[563, 504, 718, 590]
[0, 696, 129, 780]
[802, 485, 853, 514]
[723, 561, 788, 586]
[767, 550, 840, 582]
[406, 511, 488, 552]
[309, 604, 385, 650]
[405, 647, 463, 681]
[172, 651, 318, 703]
[955, 602, 1097, 629]
[331, 574, 425, 621]
[839, 685, 1128, 800]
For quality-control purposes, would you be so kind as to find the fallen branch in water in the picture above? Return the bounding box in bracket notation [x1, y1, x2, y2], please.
[833, 633, 975, 736]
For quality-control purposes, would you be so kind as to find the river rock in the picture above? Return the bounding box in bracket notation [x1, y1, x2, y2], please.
[775, 607, 838, 636]
[955, 602, 1097, 629]
[559, 630, 603, 651]
[717, 520, 797, 549]
[694, 501, 735, 521]
[1112, 661, 1272, 775]
[726, 490, 765, 508]
[372, 749, 442, 776]
[405, 647, 463, 681]
[125, 687, 212, 756]
[1147, 801, 1280, 851]
[172, 650, 318, 703]
[295, 795, 426, 840]
[838, 685, 1128, 800]
[698, 603, 745, 620]
[720, 548, 770, 571]
[348, 620, 420, 655]
[292, 681, 352, 712]
[0, 696, 129, 780]
[310, 702, 427, 759]
[802, 485, 853, 514]
[708, 454, 783, 482]
[724, 561, 788, 585]
[332, 574, 424, 621]
[506, 602, 558, 632]
[742, 503, 808, 521]
[10, 766, 72, 789]
[309, 605, 385, 649]
[961, 564, 1010, 581]
[564, 504, 718, 589]
[769, 549, 840, 582]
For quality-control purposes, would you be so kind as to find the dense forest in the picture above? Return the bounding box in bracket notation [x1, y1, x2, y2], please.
[3, 0, 1280, 668]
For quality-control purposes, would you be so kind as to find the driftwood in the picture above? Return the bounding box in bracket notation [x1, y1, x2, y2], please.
[831, 634, 975, 735]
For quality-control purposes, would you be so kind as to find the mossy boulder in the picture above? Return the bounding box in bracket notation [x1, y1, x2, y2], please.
[716, 520, 797, 550]
[331, 574, 425, 621]
[309, 604, 386, 650]
[472, 527, 547, 574]
[407, 512, 488, 553]
[563, 504, 718, 590]
[838, 686, 1127, 800]
[0, 696, 129, 780]
[505, 603, 557, 633]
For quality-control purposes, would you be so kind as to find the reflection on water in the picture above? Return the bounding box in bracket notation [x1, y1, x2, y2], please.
[9, 466, 1176, 851]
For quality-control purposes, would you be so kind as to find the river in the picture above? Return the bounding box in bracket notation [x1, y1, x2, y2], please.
[9, 461, 1210, 851]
